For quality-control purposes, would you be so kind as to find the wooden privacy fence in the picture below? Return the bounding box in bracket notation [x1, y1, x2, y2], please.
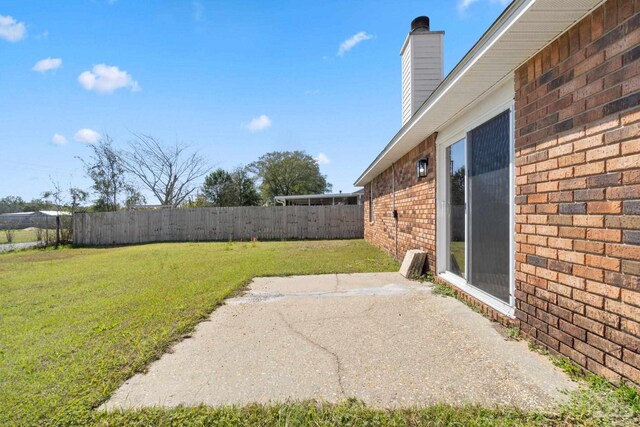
[73, 205, 364, 246]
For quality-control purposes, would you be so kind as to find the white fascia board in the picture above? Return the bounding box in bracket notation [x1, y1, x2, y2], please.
[400, 33, 411, 56]
[354, 0, 536, 187]
[356, 0, 604, 187]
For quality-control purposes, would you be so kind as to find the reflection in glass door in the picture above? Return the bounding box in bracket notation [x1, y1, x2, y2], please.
[447, 140, 465, 279]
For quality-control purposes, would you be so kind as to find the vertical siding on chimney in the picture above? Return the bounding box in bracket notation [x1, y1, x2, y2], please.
[401, 38, 413, 125]
[411, 33, 444, 115]
[401, 32, 444, 125]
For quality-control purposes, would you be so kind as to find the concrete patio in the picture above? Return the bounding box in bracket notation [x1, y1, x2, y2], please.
[104, 272, 577, 410]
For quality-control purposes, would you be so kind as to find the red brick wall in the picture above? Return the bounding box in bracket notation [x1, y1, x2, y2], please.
[364, 134, 514, 323]
[515, 0, 640, 384]
[364, 134, 437, 270]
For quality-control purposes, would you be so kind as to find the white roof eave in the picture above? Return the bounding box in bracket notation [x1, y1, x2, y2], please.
[274, 192, 363, 201]
[354, 0, 603, 186]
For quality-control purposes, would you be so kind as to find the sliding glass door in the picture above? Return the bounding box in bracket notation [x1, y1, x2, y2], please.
[440, 108, 512, 308]
[468, 110, 511, 303]
[446, 140, 466, 279]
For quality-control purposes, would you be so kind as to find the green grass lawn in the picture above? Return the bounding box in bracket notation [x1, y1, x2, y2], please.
[0, 228, 54, 244]
[450, 241, 465, 277]
[1, 240, 637, 426]
[0, 240, 397, 426]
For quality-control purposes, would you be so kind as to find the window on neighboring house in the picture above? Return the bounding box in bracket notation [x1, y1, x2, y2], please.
[369, 183, 374, 222]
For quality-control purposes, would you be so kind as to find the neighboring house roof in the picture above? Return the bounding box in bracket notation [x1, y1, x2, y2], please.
[0, 211, 71, 217]
[355, 0, 602, 186]
[274, 190, 364, 201]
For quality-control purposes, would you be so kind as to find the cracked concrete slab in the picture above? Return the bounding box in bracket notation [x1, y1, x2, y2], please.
[103, 272, 577, 410]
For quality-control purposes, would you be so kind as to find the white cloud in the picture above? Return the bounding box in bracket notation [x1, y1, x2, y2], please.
[457, 0, 510, 14]
[246, 115, 272, 132]
[457, 0, 478, 12]
[51, 133, 67, 146]
[304, 89, 320, 95]
[0, 15, 26, 42]
[193, 1, 205, 21]
[316, 153, 330, 165]
[74, 128, 101, 144]
[337, 31, 373, 57]
[33, 57, 62, 73]
[78, 64, 140, 94]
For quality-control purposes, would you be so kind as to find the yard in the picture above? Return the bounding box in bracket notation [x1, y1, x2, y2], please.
[0, 228, 53, 244]
[450, 241, 465, 276]
[1, 240, 637, 426]
[0, 240, 397, 425]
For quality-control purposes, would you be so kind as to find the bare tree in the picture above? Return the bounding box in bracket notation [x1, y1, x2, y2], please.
[78, 135, 137, 211]
[121, 134, 209, 207]
[43, 178, 90, 245]
[3, 229, 15, 244]
[42, 178, 65, 212]
[42, 178, 65, 247]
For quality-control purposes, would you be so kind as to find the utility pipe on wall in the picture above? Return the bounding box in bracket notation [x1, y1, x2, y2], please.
[392, 162, 398, 260]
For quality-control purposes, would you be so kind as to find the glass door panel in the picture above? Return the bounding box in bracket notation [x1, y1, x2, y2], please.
[447, 140, 465, 279]
[468, 110, 510, 303]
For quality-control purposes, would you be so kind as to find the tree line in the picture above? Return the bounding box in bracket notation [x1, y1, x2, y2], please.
[0, 133, 332, 213]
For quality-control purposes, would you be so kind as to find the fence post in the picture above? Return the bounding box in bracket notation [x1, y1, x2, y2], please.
[55, 215, 60, 248]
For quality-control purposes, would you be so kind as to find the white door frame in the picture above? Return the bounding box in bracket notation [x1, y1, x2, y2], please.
[436, 99, 516, 317]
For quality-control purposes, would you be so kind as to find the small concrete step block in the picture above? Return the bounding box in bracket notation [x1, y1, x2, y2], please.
[399, 249, 427, 278]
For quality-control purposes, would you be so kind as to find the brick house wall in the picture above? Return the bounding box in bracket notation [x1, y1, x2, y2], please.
[363, 0, 639, 384]
[364, 134, 437, 270]
[514, 0, 640, 384]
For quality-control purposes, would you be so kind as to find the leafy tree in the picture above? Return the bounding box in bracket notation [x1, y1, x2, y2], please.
[69, 187, 90, 212]
[230, 168, 261, 206]
[0, 196, 26, 214]
[202, 167, 260, 207]
[78, 135, 139, 211]
[124, 189, 146, 209]
[21, 198, 58, 212]
[182, 193, 208, 208]
[247, 151, 331, 202]
[450, 166, 465, 206]
[202, 169, 231, 206]
[121, 134, 209, 207]
[0, 195, 69, 213]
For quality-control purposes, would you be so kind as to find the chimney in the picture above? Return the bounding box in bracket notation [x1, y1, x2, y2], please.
[400, 16, 444, 125]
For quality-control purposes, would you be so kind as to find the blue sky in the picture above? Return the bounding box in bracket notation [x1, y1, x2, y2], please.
[0, 0, 510, 202]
